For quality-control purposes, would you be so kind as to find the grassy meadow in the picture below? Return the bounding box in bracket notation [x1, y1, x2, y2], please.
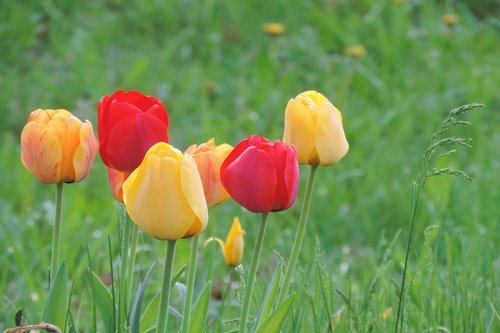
[1, 0, 499, 332]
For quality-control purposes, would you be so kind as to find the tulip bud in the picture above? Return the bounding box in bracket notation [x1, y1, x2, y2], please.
[221, 135, 299, 213]
[205, 217, 245, 267]
[185, 138, 233, 207]
[122, 142, 208, 240]
[97, 90, 169, 173]
[283, 91, 349, 166]
[21, 109, 97, 184]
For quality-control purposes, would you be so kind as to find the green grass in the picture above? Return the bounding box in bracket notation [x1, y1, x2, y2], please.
[1, 0, 500, 332]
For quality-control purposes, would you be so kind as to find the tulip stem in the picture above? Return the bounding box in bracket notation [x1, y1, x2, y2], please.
[49, 182, 63, 285]
[181, 235, 199, 333]
[157, 239, 177, 333]
[277, 164, 318, 306]
[118, 205, 131, 332]
[126, 222, 139, 305]
[238, 212, 269, 333]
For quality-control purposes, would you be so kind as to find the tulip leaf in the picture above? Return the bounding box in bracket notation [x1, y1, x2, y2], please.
[173, 264, 187, 283]
[189, 281, 212, 333]
[140, 294, 183, 333]
[42, 260, 68, 331]
[139, 264, 186, 332]
[90, 271, 115, 333]
[253, 258, 283, 329]
[129, 260, 158, 333]
[253, 293, 295, 333]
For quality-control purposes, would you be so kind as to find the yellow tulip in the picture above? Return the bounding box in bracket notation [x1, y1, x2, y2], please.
[283, 91, 349, 165]
[205, 217, 245, 267]
[21, 109, 97, 184]
[122, 142, 208, 240]
[185, 138, 233, 207]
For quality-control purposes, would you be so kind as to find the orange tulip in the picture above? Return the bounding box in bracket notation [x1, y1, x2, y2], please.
[21, 109, 97, 184]
[185, 138, 233, 207]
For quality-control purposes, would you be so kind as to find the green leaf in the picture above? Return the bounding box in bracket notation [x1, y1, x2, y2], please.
[140, 292, 160, 333]
[129, 261, 158, 333]
[90, 271, 115, 333]
[172, 264, 187, 285]
[189, 281, 212, 333]
[253, 259, 283, 329]
[254, 294, 295, 333]
[140, 264, 187, 333]
[42, 260, 68, 331]
[140, 293, 182, 333]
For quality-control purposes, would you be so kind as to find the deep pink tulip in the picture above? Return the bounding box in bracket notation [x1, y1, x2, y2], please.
[221, 135, 299, 213]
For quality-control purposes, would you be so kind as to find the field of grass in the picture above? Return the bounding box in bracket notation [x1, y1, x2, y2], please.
[1, 0, 499, 332]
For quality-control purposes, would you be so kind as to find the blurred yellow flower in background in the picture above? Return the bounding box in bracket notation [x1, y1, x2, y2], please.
[442, 13, 460, 26]
[263, 23, 286, 36]
[345, 44, 366, 59]
[21, 108, 97, 184]
[205, 217, 245, 267]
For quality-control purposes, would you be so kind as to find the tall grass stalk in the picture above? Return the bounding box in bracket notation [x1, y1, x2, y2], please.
[394, 104, 483, 332]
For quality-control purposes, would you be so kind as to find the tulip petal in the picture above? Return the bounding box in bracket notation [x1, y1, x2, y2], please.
[222, 146, 276, 213]
[180, 154, 208, 237]
[220, 138, 250, 172]
[73, 121, 97, 182]
[281, 146, 299, 210]
[104, 112, 168, 172]
[283, 98, 316, 164]
[21, 122, 62, 184]
[107, 167, 128, 202]
[123, 153, 195, 240]
[315, 103, 349, 165]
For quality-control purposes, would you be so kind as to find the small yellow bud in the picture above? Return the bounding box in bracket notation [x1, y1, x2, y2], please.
[204, 217, 245, 267]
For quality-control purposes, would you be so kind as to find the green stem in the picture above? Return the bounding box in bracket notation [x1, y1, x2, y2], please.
[118, 205, 131, 332]
[238, 212, 269, 333]
[157, 240, 177, 333]
[395, 182, 422, 333]
[126, 222, 140, 305]
[277, 164, 318, 305]
[49, 182, 63, 284]
[181, 236, 199, 333]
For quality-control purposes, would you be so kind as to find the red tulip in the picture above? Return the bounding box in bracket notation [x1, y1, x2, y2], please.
[221, 135, 299, 213]
[97, 90, 169, 173]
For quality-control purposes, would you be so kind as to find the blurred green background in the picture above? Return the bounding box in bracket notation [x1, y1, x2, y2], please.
[1, 0, 499, 331]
